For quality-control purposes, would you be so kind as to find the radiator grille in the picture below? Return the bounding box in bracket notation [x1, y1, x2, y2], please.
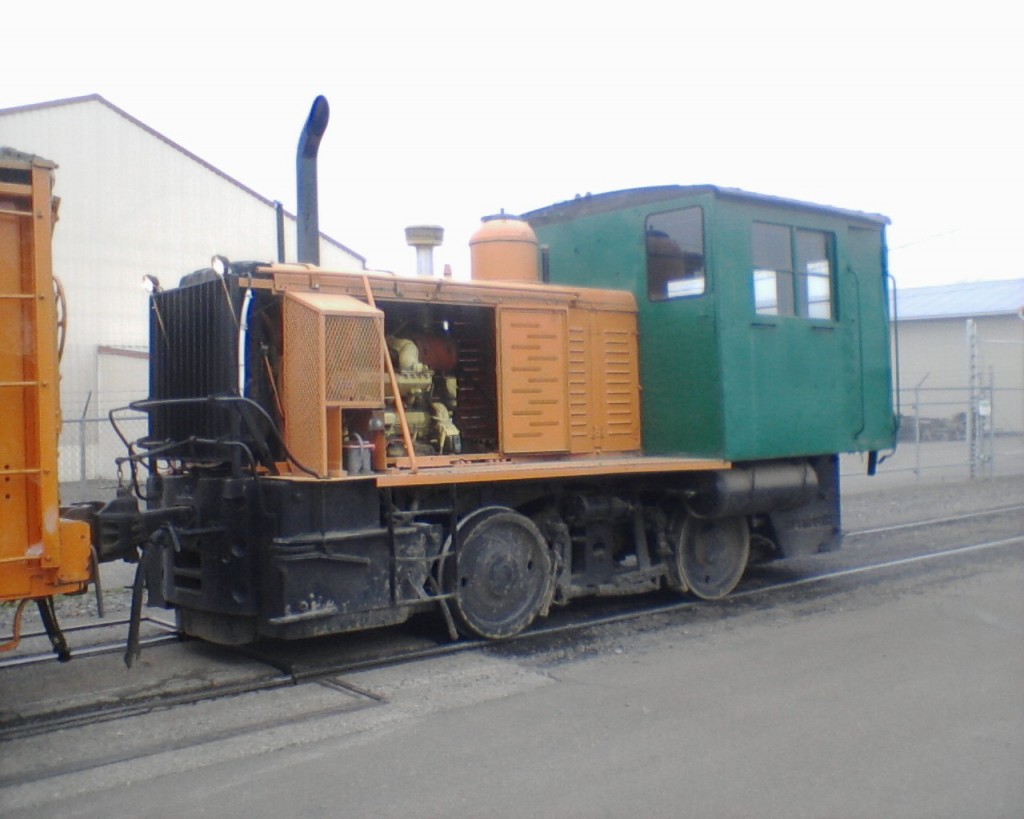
[148, 276, 242, 451]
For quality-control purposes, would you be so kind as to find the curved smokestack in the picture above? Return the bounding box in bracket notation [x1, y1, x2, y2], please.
[296, 95, 330, 265]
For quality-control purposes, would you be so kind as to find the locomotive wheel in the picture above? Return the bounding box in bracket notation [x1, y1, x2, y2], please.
[446, 508, 553, 639]
[676, 516, 750, 600]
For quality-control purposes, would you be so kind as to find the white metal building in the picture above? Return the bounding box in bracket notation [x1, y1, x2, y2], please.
[894, 279, 1024, 434]
[0, 95, 366, 480]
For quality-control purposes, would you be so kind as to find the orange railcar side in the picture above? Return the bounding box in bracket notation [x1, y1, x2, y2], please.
[0, 151, 92, 637]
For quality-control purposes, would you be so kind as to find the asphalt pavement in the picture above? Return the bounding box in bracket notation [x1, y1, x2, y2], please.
[2, 478, 1022, 818]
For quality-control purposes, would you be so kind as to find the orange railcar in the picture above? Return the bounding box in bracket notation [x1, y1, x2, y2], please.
[0, 150, 93, 655]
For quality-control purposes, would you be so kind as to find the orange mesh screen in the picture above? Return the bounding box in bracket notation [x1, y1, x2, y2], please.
[325, 314, 384, 405]
[283, 296, 326, 473]
[283, 293, 384, 475]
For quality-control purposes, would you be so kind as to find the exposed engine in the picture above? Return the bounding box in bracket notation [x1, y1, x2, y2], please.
[385, 333, 461, 456]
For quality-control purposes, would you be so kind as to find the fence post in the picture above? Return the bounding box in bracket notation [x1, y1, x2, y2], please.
[966, 320, 978, 479]
[984, 369, 995, 477]
[913, 388, 921, 479]
[912, 375, 928, 480]
[78, 392, 93, 497]
[75, 419, 84, 494]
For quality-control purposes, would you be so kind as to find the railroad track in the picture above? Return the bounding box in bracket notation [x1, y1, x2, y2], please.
[845, 503, 1024, 537]
[10, 502, 1021, 673]
[3, 503, 1022, 746]
[0, 616, 180, 670]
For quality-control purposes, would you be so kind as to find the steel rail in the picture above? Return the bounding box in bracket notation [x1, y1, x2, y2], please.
[0, 688, 382, 790]
[0, 617, 179, 670]
[0, 633, 181, 670]
[5, 516, 1021, 743]
[845, 503, 1024, 538]
[0, 669, 303, 742]
[7, 531, 1021, 792]
[229, 531, 1024, 681]
[7, 503, 1017, 670]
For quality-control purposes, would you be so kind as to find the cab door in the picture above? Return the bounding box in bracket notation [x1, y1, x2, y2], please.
[733, 221, 861, 458]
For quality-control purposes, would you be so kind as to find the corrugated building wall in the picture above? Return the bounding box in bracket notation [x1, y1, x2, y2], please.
[0, 96, 366, 480]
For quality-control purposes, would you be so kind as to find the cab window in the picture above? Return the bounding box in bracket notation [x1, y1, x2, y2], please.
[646, 207, 705, 301]
[753, 223, 834, 319]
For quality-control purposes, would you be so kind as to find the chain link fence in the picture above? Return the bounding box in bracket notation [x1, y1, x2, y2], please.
[60, 390, 1022, 504]
[58, 413, 147, 505]
[899, 385, 1021, 475]
[843, 384, 1024, 492]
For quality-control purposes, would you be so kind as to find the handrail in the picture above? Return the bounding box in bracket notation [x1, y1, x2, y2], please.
[123, 394, 321, 478]
[887, 272, 902, 426]
[846, 265, 867, 438]
[361, 275, 418, 473]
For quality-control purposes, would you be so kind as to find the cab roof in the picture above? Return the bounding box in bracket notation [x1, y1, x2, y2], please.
[523, 185, 890, 228]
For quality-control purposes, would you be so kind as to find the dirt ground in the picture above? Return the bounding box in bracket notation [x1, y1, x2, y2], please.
[842, 472, 1023, 531]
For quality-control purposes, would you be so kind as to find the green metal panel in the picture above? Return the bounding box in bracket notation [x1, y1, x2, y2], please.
[846, 223, 897, 450]
[525, 186, 896, 461]
[530, 189, 725, 456]
[715, 196, 861, 458]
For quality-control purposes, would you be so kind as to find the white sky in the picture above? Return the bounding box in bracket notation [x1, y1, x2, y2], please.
[3, 1, 1021, 288]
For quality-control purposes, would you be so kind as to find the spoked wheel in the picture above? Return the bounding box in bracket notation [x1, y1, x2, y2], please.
[675, 516, 750, 600]
[445, 508, 553, 639]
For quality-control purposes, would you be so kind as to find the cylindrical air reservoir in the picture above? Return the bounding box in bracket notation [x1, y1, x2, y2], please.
[469, 214, 539, 282]
[687, 462, 819, 519]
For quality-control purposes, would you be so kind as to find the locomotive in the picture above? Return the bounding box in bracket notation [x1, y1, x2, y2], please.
[85, 98, 893, 648]
[90, 99, 897, 647]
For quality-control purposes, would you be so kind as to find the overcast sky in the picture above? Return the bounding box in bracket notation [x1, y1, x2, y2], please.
[3, 1, 1021, 288]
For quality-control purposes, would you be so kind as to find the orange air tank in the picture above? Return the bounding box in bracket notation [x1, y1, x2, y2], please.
[469, 214, 539, 282]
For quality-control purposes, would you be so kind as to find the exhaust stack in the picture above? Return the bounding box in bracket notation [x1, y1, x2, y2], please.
[405, 225, 444, 277]
[296, 96, 330, 265]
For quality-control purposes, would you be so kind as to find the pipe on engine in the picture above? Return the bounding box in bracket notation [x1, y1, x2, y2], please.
[687, 461, 819, 519]
[296, 96, 330, 265]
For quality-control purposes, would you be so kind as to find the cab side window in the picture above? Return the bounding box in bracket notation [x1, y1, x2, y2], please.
[753, 222, 834, 319]
[647, 208, 705, 301]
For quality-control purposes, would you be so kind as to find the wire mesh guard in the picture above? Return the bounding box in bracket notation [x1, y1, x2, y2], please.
[283, 292, 384, 474]
[325, 314, 384, 404]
